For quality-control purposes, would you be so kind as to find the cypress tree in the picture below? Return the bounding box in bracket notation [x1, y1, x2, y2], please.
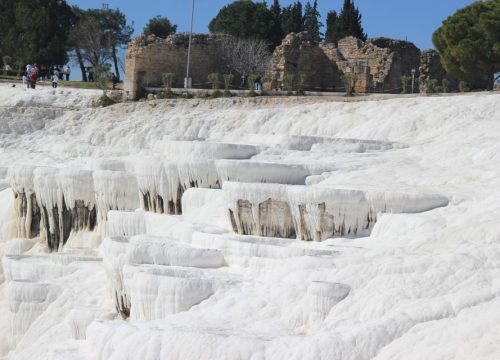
[282, 1, 304, 35]
[325, 0, 366, 44]
[269, 0, 284, 45]
[325, 10, 339, 43]
[303, 0, 323, 42]
[337, 0, 367, 41]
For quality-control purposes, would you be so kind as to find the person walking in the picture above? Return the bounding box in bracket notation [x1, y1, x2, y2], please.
[25, 63, 32, 88]
[88, 68, 94, 82]
[51, 72, 59, 88]
[111, 73, 118, 90]
[30, 67, 37, 89]
[255, 76, 262, 91]
[64, 65, 71, 81]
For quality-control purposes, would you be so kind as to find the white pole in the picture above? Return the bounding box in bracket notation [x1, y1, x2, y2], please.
[185, 0, 195, 89]
[411, 69, 416, 94]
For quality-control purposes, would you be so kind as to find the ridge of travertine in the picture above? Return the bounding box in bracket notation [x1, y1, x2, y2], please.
[0, 86, 499, 359]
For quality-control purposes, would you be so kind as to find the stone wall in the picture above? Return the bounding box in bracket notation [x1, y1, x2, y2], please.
[266, 32, 342, 92]
[267, 33, 421, 93]
[419, 49, 457, 93]
[125, 34, 227, 99]
[125, 31, 484, 96]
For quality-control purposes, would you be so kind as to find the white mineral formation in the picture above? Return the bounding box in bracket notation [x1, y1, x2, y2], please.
[0, 84, 498, 360]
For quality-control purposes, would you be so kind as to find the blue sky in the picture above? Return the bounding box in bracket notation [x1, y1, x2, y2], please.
[67, 0, 477, 49]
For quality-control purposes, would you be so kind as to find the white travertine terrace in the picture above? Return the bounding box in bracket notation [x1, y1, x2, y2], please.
[0, 85, 498, 360]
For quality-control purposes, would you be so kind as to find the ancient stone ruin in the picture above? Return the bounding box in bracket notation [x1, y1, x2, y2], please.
[124, 31, 476, 98]
[125, 34, 229, 99]
[267, 33, 421, 93]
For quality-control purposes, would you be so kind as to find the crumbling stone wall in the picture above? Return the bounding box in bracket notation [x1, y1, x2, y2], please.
[267, 33, 421, 93]
[419, 49, 458, 93]
[126, 31, 482, 96]
[266, 32, 342, 91]
[125, 33, 227, 99]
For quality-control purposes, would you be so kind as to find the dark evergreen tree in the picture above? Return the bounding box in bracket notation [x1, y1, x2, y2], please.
[325, 0, 366, 45]
[303, 0, 322, 42]
[282, 2, 304, 35]
[325, 10, 340, 43]
[209, 0, 281, 47]
[0, 0, 17, 62]
[144, 16, 177, 39]
[433, 0, 500, 90]
[337, 0, 367, 42]
[269, 0, 284, 45]
[12, 0, 74, 65]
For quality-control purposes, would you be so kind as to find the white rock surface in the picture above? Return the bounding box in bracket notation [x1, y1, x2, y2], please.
[0, 85, 499, 360]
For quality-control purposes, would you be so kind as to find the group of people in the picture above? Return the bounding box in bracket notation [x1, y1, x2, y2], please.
[21, 63, 119, 90]
[22, 64, 71, 89]
[23, 64, 38, 89]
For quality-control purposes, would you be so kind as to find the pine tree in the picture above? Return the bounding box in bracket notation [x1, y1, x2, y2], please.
[282, 1, 303, 35]
[325, 0, 366, 44]
[303, 0, 323, 42]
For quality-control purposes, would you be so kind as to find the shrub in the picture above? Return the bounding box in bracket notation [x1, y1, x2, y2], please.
[427, 79, 438, 93]
[247, 74, 259, 96]
[247, 74, 258, 90]
[283, 74, 295, 92]
[162, 72, 175, 92]
[95, 65, 111, 94]
[459, 80, 468, 93]
[400, 75, 410, 94]
[341, 73, 356, 96]
[223, 74, 234, 91]
[208, 73, 221, 90]
[223, 74, 234, 97]
[441, 79, 450, 93]
[97, 94, 116, 107]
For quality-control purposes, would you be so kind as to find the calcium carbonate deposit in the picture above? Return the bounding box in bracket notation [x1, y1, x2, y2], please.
[0, 83, 499, 360]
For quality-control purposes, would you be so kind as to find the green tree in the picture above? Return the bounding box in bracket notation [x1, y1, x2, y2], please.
[68, 6, 88, 81]
[325, 10, 340, 44]
[281, 2, 304, 35]
[209, 0, 281, 47]
[88, 8, 133, 81]
[334, 0, 367, 43]
[269, 0, 284, 45]
[433, 0, 500, 90]
[0, 0, 17, 62]
[303, 0, 323, 42]
[144, 16, 177, 38]
[70, 8, 133, 81]
[12, 0, 74, 65]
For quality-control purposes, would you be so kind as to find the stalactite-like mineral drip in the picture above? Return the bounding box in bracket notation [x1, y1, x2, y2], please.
[8, 166, 41, 239]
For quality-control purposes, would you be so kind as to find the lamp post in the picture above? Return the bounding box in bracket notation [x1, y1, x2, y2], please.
[185, 0, 195, 89]
[411, 68, 416, 94]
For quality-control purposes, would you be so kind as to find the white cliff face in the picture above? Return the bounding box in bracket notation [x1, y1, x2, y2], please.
[0, 84, 499, 360]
